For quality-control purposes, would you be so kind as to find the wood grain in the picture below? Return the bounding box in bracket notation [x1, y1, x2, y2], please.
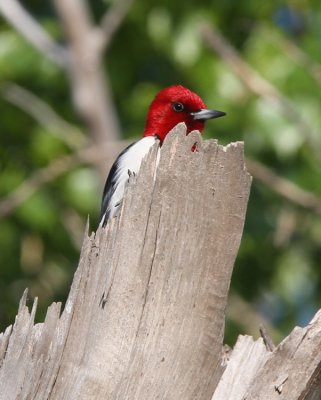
[0, 123, 252, 399]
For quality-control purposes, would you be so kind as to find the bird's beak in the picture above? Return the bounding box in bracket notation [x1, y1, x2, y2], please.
[190, 109, 226, 120]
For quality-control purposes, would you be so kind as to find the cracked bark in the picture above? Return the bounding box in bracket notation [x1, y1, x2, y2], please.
[1, 124, 319, 400]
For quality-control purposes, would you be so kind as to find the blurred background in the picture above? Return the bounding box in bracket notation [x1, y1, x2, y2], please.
[0, 0, 321, 346]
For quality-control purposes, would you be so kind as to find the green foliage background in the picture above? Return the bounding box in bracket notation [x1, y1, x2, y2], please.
[1, 0, 321, 345]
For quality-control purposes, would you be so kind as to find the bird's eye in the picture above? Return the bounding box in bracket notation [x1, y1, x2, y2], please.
[172, 102, 184, 112]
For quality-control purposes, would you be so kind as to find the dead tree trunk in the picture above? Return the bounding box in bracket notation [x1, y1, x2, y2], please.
[0, 124, 320, 400]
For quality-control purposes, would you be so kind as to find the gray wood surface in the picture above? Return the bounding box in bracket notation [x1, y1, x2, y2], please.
[0, 123, 261, 399]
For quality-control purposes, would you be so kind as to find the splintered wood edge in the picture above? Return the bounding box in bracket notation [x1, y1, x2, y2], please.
[0, 122, 252, 397]
[212, 335, 270, 400]
[214, 311, 321, 400]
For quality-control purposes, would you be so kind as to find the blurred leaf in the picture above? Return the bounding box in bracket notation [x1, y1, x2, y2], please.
[16, 191, 57, 230]
[1, 0, 321, 343]
[62, 168, 100, 213]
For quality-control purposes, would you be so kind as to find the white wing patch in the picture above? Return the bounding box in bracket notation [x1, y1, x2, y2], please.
[100, 136, 159, 226]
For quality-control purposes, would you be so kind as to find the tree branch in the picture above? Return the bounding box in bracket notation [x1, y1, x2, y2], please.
[53, 0, 121, 181]
[271, 31, 321, 87]
[0, 140, 131, 218]
[98, 0, 135, 51]
[0, 0, 126, 182]
[0, 82, 87, 149]
[200, 24, 321, 156]
[247, 158, 321, 215]
[0, 0, 68, 67]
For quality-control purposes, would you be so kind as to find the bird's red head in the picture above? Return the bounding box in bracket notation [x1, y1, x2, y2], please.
[143, 85, 225, 143]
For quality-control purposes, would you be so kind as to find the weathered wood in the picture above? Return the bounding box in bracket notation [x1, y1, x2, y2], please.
[210, 312, 321, 400]
[212, 335, 270, 400]
[0, 123, 252, 399]
[244, 309, 321, 400]
[2, 123, 321, 400]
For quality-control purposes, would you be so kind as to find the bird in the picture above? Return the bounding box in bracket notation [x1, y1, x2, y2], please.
[99, 85, 226, 226]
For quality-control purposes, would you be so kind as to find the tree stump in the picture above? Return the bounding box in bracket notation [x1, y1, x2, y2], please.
[2, 124, 319, 400]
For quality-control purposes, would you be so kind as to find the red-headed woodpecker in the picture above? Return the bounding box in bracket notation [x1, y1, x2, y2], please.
[100, 85, 226, 226]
